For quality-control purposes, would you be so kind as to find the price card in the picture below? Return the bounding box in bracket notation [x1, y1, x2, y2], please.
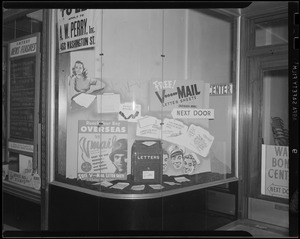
[149, 184, 164, 190]
[110, 182, 129, 190]
[131, 185, 145, 191]
[174, 176, 190, 183]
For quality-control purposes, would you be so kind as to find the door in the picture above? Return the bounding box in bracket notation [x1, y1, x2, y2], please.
[247, 53, 289, 228]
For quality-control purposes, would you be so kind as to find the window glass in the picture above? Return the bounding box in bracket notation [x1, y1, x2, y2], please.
[262, 70, 288, 146]
[16, 16, 32, 38]
[255, 19, 288, 47]
[261, 69, 289, 199]
[3, 20, 15, 42]
[54, 9, 237, 197]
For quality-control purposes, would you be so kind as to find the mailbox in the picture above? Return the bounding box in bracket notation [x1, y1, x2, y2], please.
[131, 140, 163, 184]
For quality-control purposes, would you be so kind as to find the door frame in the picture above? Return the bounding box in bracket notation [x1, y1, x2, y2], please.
[238, 6, 289, 226]
[246, 53, 289, 228]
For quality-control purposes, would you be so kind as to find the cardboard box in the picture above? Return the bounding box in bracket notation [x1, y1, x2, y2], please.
[131, 140, 163, 183]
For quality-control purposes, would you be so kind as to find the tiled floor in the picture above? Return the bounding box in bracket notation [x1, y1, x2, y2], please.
[217, 219, 289, 237]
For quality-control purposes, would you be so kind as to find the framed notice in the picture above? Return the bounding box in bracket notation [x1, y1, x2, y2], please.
[7, 33, 41, 189]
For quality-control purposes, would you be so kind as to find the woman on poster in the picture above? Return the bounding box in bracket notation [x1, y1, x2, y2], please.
[68, 60, 106, 109]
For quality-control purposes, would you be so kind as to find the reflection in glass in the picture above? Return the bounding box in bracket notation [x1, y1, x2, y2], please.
[262, 69, 288, 146]
[260, 69, 289, 201]
[255, 19, 288, 47]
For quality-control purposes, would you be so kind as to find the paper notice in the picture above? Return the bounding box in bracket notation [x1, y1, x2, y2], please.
[149, 184, 164, 190]
[73, 93, 96, 108]
[19, 154, 33, 174]
[8, 170, 33, 188]
[119, 103, 141, 122]
[136, 116, 161, 139]
[162, 118, 188, 138]
[138, 116, 160, 128]
[186, 124, 214, 157]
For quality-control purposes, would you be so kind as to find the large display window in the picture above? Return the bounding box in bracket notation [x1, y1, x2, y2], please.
[52, 9, 239, 199]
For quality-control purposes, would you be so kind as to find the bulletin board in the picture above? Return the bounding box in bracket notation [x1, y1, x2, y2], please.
[7, 33, 41, 190]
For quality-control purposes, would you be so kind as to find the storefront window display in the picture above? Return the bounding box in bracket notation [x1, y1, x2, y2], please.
[54, 9, 238, 198]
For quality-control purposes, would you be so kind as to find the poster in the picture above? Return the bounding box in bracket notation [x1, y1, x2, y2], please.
[68, 49, 106, 110]
[261, 144, 289, 199]
[149, 79, 210, 111]
[77, 120, 128, 181]
[57, 9, 96, 53]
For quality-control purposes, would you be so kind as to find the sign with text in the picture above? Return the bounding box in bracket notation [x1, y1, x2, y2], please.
[9, 36, 37, 58]
[150, 80, 210, 111]
[210, 83, 232, 96]
[8, 170, 33, 188]
[261, 144, 289, 199]
[57, 9, 96, 53]
[171, 108, 214, 119]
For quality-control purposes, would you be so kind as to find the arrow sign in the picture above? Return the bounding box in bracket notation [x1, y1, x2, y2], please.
[171, 108, 214, 119]
[267, 183, 289, 197]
